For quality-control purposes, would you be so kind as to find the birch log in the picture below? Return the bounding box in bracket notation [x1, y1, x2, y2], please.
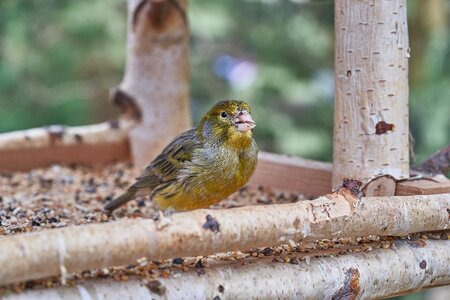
[117, 0, 191, 167]
[0, 191, 448, 285]
[5, 240, 450, 299]
[333, 0, 410, 189]
[0, 121, 132, 171]
[249, 151, 332, 196]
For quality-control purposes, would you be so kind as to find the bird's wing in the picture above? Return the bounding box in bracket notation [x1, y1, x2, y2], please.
[133, 129, 201, 189]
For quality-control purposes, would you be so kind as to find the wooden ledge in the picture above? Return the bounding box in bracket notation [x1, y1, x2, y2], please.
[396, 176, 450, 196]
[249, 152, 333, 197]
[0, 122, 132, 172]
[0, 124, 448, 198]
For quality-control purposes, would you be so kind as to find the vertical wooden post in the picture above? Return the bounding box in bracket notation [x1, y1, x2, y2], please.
[333, 0, 410, 190]
[113, 0, 191, 167]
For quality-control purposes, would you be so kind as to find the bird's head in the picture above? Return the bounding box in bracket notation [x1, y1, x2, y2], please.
[197, 100, 256, 149]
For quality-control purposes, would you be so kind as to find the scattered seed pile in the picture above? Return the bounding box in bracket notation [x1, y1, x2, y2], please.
[0, 162, 303, 236]
[0, 163, 446, 294]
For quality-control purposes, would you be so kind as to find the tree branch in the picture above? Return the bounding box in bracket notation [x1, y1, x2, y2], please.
[333, 0, 410, 189]
[0, 121, 134, 171]
[121, 0, 191, 167]
[6, 240, 450, 299]
[0, 191, 448, 286]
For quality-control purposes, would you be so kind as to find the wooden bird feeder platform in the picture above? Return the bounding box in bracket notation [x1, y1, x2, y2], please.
[0, 0, 449, 299]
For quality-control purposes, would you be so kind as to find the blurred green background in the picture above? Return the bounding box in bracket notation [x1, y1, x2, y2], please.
[0, 0, 449, 166]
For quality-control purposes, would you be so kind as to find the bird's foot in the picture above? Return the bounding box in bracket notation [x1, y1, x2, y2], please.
[162, 207, 175, 216]
[154, 209, 173, 230]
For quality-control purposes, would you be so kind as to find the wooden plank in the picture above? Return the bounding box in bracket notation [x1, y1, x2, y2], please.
[396, 177, 450, 196]
[0, 142, 130, 172]
[1, 122, 448, 199]
[251, 153, 450, 197]
[0, 122, 131, 171]
[0, 122, 130, 150]
[0, 125, 334, 198]
[249, 152, 332, 197]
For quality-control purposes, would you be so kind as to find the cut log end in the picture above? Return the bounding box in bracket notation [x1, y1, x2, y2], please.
[362, 175, 397, 197]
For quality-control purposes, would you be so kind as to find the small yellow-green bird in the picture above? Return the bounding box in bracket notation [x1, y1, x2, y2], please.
[105, 100, 258, 212]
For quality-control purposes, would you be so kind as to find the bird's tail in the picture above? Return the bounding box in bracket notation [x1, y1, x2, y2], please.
[105, 189, 137, 212]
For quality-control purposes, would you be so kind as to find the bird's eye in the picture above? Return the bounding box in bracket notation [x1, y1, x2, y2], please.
[220, 111, 228, 118]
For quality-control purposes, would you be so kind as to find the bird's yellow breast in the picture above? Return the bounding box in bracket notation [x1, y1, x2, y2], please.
[153, 141, 258, 211]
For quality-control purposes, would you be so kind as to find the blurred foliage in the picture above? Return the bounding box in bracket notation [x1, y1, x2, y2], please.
[0, 0, 449, 164]
[0, 0, 126, 131]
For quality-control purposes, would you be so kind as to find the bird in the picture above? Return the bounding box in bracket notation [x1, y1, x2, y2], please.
[105, 100, 258, 212]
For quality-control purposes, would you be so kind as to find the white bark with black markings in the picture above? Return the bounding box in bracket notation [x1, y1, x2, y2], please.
[0, 191, 448, 286]
[118, 0, 191, 167]
[333, 0, 410, 189]
[5, 240, 450, 299]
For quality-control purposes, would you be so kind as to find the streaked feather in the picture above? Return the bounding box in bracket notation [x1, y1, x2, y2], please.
[105, 100, 258, 212]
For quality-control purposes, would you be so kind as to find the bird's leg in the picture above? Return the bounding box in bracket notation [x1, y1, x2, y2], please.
[162, 207, 176, 217]
[154, 209, 174, 230]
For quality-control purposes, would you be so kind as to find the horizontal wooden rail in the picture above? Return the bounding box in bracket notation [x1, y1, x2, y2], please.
[0, 121, 333, 195]
[0, 122, 132, 171]
[4, 239, 449, 299]
[249, 151, 332, 196]
[1, 123, 449, 197]
[0, 191, 448, 286]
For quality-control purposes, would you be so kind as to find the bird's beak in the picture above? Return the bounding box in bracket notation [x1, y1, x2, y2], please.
[234, 110, 256, 132]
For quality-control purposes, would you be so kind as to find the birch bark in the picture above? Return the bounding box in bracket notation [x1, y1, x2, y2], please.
[5, 240, 450, 300]
[1, 191, 448, 285]
[333, 0, 410, 189]
[115, 0, 191, 167]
